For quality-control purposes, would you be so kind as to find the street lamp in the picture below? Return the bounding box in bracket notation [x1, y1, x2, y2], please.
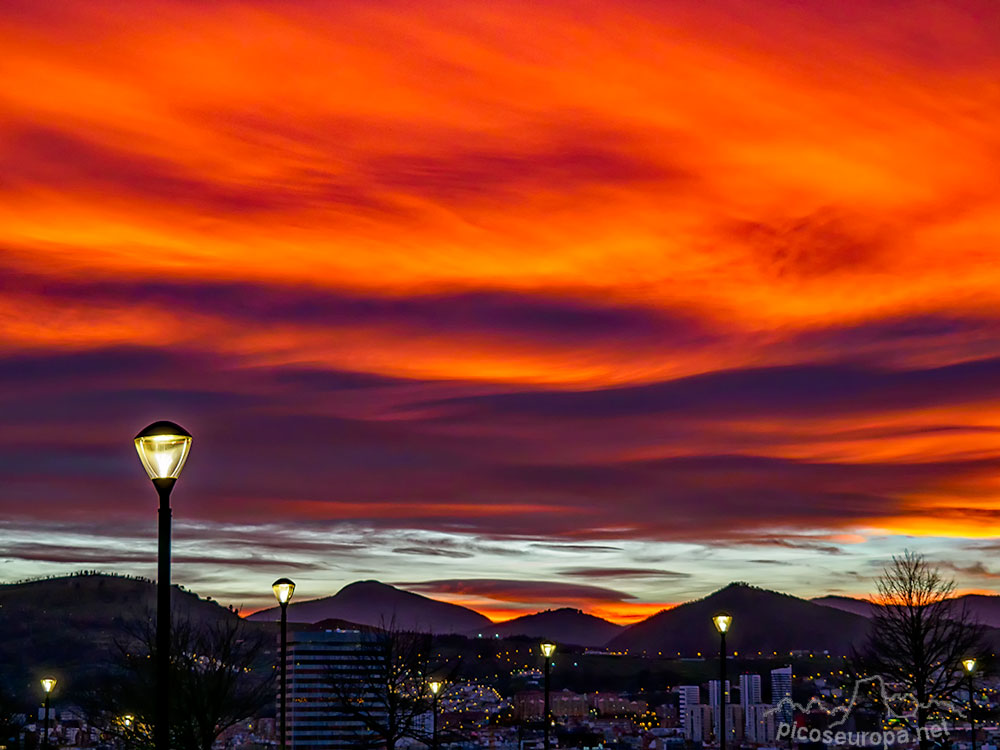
[272, 578, 296, 750]
[428, 680, 443, 750]
[40, 678, 56, 750]
[135, 420, 192, 750]
[540, 642, 556, 750]
[963, 658, 978, 750]
[713, 613, 732, 750]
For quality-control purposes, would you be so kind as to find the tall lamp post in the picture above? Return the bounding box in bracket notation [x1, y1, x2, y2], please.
[428, 680, 442, 750]
[272, 578, 296, 750]
[963, 658, 977, 750]
[540, 642, 556, 750]
[712, 613, 733, 750]
[40, 678, 56, 750]
[134, 421, 193, 750]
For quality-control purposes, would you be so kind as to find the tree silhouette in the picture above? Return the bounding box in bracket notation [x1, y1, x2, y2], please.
[82, 616, 273, 750]
[325, 620, 459, 750]
[860, 550, 986, 750]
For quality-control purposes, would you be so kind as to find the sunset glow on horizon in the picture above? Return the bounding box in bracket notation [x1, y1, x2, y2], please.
[2, 0, 1000, 619]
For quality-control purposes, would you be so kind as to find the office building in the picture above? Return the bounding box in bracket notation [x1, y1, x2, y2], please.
[677, 686, 701, 730]
[770, 666, 793, 725]
[285, 629, 381, 750]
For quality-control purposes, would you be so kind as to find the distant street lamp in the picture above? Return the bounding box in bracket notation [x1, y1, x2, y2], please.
[963, 658, 978, 750]
[134, 420, 192, 750]
[428, 680, 443, 750]
[272, 578, 296, 750]
[40, 678, 56, 750]
[540, 642, 556, 750]
[713, 614, 733, 750]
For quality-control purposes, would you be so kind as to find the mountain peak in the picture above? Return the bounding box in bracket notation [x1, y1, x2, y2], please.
[246, 579, 491, 633]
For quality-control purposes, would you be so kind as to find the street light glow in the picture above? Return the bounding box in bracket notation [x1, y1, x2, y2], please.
[713, 613, 733, 634]
[964, 658, 977, 673]
[272, 578, 296, 605]
[41, 678, 57, 693]
[135, 421, 192, 480]
[428, 680, 442, 695]
[540, 642, 556, 658]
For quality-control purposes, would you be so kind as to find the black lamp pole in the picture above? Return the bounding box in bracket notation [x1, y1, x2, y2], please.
[135, 420, 192, 750]
[280, 599, 288, 750]
[543, 655, 552, 750]
[431, 691, 440, 750]
[154, 477, 175, 750]
[969, 671, 977, 750]
[719, 630, 727, 750]
[42, 693, 50, 750]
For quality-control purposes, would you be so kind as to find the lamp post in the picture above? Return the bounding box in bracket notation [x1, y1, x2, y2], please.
[134, 421, 192, 750]
[712, 614, 732, 750]
[963, 658, 977, 750]
[272, 578, 296, 750]
[428, 680, 442, 750]
[540, 642, 556, 750]
[40, 678, 56, 750]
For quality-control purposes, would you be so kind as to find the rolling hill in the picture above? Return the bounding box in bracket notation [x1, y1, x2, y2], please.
[813, 593, 1000, 628]
[0, 572, 246, 705]
[470, 608, 623, 646]
[609, 583, 872, 655]
[247, 579, 491, 633]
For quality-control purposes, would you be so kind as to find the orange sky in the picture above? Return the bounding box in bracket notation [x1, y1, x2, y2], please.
[1, 0, 1000, 617]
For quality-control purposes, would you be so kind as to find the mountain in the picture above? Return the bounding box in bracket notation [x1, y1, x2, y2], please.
[247, 580, 491, 633]
[0, 573, 244, 703]
[812, 595, 875, 618]
[813, 593, 1000, 628]
[608, 583, 871, 655]
[470, 608, 624, 646]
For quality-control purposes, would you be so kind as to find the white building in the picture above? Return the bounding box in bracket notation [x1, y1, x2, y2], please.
[745, 704, 777, 744]
[677, 686, 701, 730]
[740, 674, 762, 737]
[683, 704, 713, 742]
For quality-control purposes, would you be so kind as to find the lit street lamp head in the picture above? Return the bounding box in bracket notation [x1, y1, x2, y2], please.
[963, 658, 977, 673]
[540, 642, 556, 658]
[713, 612, 733, 634]
[41, 677, 57, 694]
[135, 421, 192, 481]
[273, 578, 296, 605]
[428, 680, 442, 695]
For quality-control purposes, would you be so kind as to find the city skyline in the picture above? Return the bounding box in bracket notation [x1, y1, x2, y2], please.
[2, 0, 1000, 621]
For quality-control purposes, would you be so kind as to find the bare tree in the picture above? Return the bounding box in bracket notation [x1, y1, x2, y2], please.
[325, 621, 458, 750]
[83, 617, 273, 750]
[861, 550, 986, 750]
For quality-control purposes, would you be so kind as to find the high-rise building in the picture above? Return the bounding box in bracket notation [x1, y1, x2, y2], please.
[740, 674, 762, 737]
[745, 704, 777, 744]
[739, 674, 762, 707]
[285, 629, 382, 750]
[677, 686, 701, 730]
[725, 705, 744, 743]
[708, 680, 731, 707]
[709, 679, 731, 740]
[683, 705, 713, 742]
[770, 666, 793, 725]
